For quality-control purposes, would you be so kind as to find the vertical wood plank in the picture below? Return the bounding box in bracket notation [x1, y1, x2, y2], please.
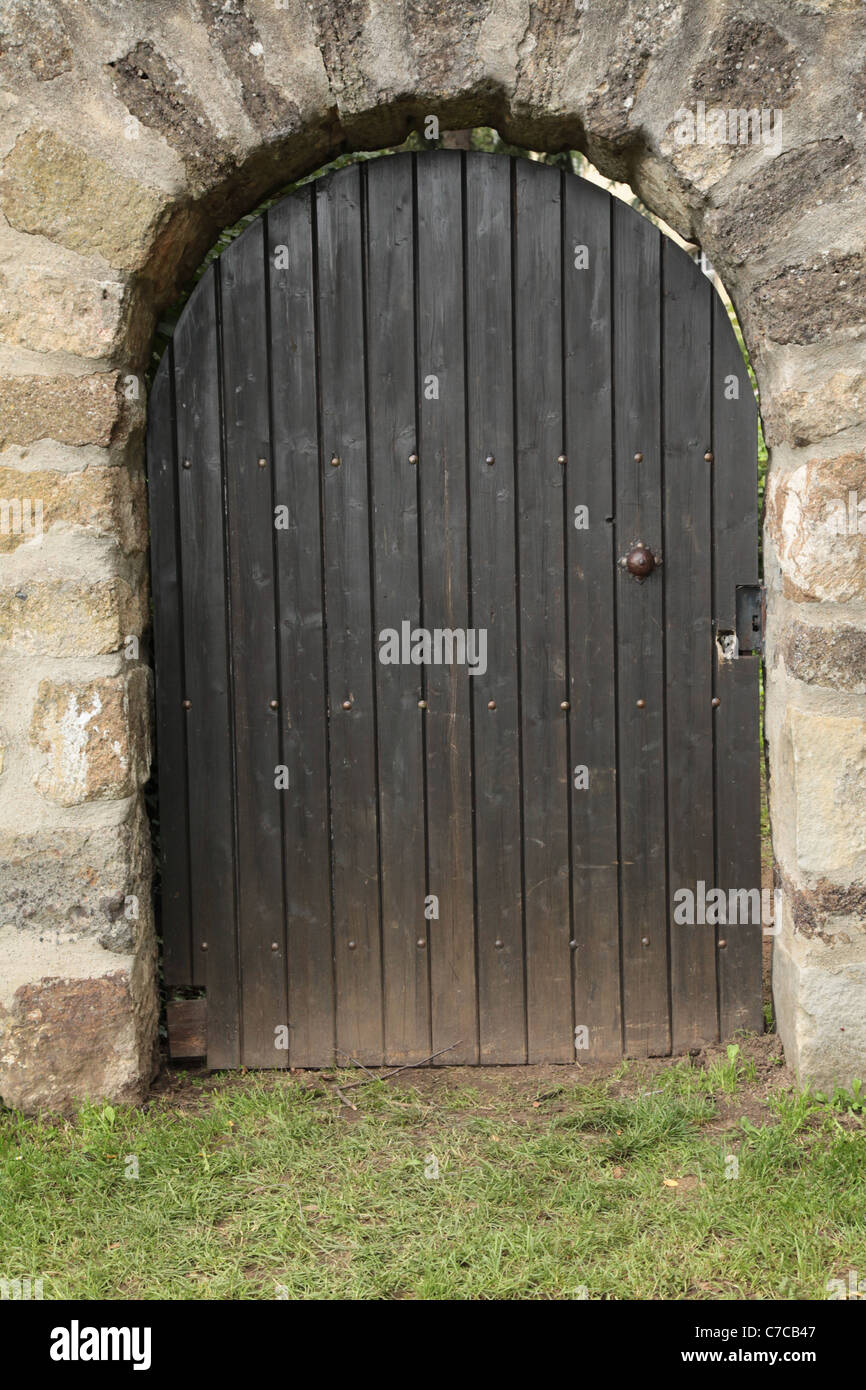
[146, 357, 193, 989]
[563, 177, 622, 1059]
[365, 156, 429, 1063]
[173, 272, 240, 1065]
[220, 224, 288, 1068]
[662, 242, 718, 1050]
[267, 191, 335, 1066]
[317, 164, 384, 1065]
[613, 199, 670, 1057]
[416, 151, 478, 1064]
[466, 153, 526, 1062]
[514, 161, 572, 1061]
[712, 295, 763, 1038]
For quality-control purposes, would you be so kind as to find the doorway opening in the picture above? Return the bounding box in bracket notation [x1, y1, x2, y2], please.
[147, 130, 768, 1068]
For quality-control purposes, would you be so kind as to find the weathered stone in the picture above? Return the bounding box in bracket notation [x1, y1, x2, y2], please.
[780, 869, 866, 944]
[0, 0, 72, 82]
[0, 373, 126, 448]
[773, 924, 866, 1093]
[582, 1, 681, 156]
[779, 619, 866, 693]
[29, 669, 151, 806]
[705, 139, 862, 266]
[194, 2, 301, 134]
[0, 574, 147, 657]
[752, 252, 866, 346]
[0, 807, 151, 946]
[765, 368, 866, 447]
[799, 0, 864, 11]
[105, 42, 232, 185]
[0, 939, 157, 1114]
[784, 707, 866, 879]
[0, 238, 132, 360]
[772, 841, 866, 1092]
[508, 2, 585, 150]
[0, 130, 170, 272]
[766, 451, 866, 602]
[0, 463, 146, 555]
[690, 16, 802, 108]
[309, 0, 473, 116]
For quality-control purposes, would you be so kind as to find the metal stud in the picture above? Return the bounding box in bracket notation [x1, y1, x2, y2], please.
[257, 457, 267, 468]
[622, 542, 658, 580]
[641, 936, 650, 947]
[182, 459, 192, 470]
[557, 453, 567, 466]
[704, 450, 714, 462]
[634, 452, 643, 463]
[485, 453, 495, 466]
[569, 939, 578, 949]
[347, 940, 356, 950]
[718, 938, 727, 949]
[488, 699, 497, 710]
[409, 453, 419, 466]
[494, 938, 504, 949]
[560, 700, 570, 711]
[416, 938, 426, 949]
[418, 699, 427, 710]
[636, 698, 646, 709]
[342, 699, 353, 711]
[712, 697, 721, 708]
[201, 941, 209, 951]
[271, 942, 279, 951]
[182, 699, 192, 710]
[330, 454, 341, 467]
[269, 699, 278, 710]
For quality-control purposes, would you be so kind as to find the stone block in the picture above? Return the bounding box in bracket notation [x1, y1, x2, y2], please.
[0, 373, 125, 449]
[0, 462, 147, 555]
[765, 451, 866, 602]
[29, 668, 151, 806]
[0, 805, 152, 948]
[0, 573, 147, 657]
[0, 129, 169, 272]
[0, 931, 157, 1113]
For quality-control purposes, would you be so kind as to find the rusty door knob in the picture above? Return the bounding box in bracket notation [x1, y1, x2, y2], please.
[624, 543, 656, 578]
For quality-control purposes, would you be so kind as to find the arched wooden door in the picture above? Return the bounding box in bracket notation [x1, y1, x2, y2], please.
[148, 151, 761, 1069]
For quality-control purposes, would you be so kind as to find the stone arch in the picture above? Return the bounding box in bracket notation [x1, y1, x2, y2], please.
[0, 0, 863, 1108]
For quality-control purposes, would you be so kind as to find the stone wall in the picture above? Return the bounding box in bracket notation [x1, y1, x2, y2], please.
[0, 0, 863, 1108]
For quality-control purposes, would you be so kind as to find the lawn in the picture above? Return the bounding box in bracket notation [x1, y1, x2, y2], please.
[1, 1037, 864, 1300]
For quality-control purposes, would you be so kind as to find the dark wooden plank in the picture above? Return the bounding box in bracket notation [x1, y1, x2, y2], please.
[563, 176, 622, 1060]
[613, 199, 670, 1057]
[267, 190, 335, 1067]
[712, 294, 762, 1038]
[466, 153, 526, 1063]
[416, 151, 478, 1065]
[514, 161, 572, 1061]
[316, 163, 384, 1064]
[166, 998, 207, 1059]
[173, 270, 240, 1066]
[219, 223, 288, 1068]
[146, 356, 193, 989]
[662, 241, 717, 1050]
[364, 155, 429, 1063]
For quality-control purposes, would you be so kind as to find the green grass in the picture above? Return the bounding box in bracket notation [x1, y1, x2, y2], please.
[1, 1044, 864, 1300]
